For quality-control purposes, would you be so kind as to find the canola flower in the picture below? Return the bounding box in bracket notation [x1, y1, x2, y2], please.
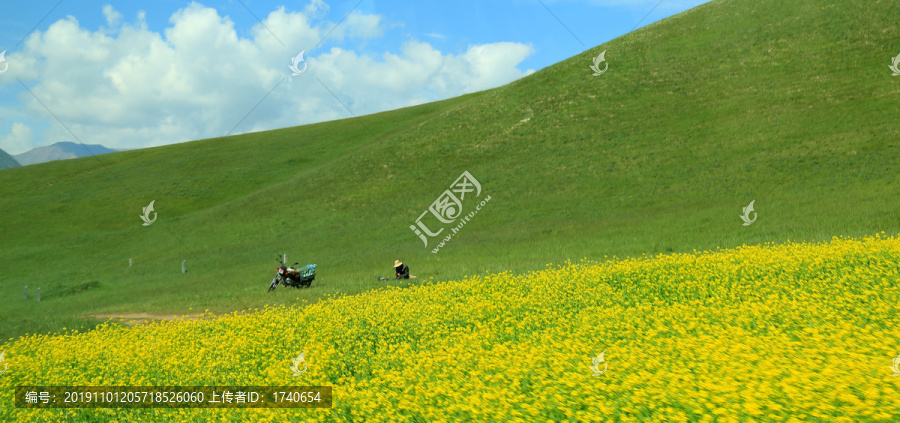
[1, 234, 900, 422]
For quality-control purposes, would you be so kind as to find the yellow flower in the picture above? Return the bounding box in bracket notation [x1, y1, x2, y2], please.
[2, 234, 899, 421]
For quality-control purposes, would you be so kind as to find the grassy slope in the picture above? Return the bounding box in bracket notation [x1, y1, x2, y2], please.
[1, 0, 897, 340]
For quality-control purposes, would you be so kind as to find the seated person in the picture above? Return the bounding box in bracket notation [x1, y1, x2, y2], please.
[394, 260, 410, 279]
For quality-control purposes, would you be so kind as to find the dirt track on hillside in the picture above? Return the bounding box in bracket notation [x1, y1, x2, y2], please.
[89, 313, 207, 326]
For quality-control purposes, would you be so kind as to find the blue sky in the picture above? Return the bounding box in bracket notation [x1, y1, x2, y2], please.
[0, 0, 710, 155]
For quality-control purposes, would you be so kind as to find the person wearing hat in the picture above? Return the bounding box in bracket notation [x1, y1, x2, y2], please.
[394, 260, 410, 279]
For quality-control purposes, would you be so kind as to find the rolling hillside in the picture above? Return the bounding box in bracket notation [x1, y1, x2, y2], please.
[0, 0, 897, 340]
[12, 142, 119, 166]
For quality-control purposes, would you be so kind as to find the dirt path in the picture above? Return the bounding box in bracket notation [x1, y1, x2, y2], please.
[89, 310, 254, 326]
[90, 313, 207, 326]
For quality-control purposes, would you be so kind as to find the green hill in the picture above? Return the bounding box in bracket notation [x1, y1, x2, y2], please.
[0, 147, 19, 169]
[0, 0, 897, 341]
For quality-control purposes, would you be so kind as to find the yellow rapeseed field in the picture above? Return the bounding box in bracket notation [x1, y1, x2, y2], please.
[2, 234, 899, 422]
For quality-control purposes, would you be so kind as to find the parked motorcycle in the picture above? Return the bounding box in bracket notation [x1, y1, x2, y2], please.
[268, 256, 316, 291]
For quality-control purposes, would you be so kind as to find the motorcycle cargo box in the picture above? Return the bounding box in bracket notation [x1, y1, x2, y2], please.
[298, 264, 316, 282]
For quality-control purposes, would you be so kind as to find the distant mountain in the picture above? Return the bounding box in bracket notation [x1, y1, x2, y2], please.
[13, 142, 119, 166]
[0, 147, 20, 169]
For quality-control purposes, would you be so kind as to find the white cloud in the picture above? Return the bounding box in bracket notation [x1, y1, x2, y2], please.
[2, 2, 534, 152]
[342, 12, 385, 40]
[1, 123, 35, 155]
[304, 0, 329, 18]
[102, 5, 123, 28]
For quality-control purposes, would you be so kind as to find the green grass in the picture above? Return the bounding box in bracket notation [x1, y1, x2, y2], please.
[1, 0, 898, 341]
